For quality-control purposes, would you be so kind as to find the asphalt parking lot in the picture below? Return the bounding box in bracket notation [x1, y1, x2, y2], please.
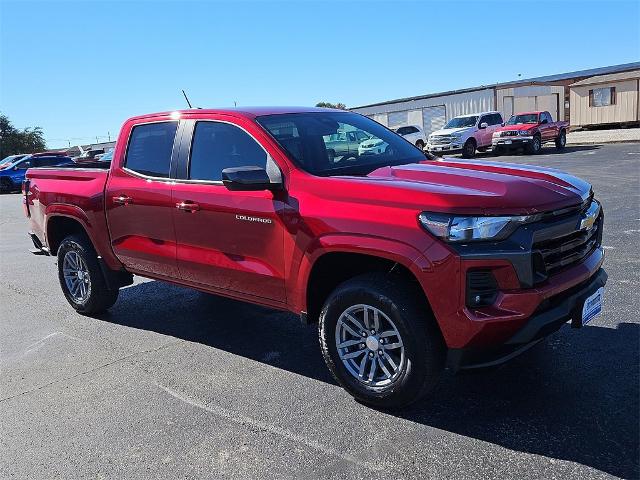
[0, 143, 638, 479]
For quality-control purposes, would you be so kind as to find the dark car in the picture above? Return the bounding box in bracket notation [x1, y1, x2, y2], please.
[0, 154, 74, 193]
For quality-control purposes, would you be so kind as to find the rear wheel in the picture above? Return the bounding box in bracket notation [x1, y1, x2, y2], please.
[319, 273, 444, 409]
[415, 140, 425, 150]
[555, 130, 566, 150]
[461, 138, 476, 158]
[57, 234, 119, 314]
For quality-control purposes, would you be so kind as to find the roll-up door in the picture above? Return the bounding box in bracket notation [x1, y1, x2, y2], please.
[387, 111, 408, 128]
[422, 106, 446, 136]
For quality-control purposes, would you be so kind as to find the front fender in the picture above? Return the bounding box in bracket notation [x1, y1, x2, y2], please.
[288, 233, 434, 313]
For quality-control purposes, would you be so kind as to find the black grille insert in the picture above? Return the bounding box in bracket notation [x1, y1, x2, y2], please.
[533, 218, 601, 277]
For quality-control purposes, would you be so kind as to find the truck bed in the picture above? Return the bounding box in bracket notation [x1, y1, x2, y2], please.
[25, 167, 119, 269]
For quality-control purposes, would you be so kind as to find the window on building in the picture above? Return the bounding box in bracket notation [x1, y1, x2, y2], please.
[125, 122, 178, 177]
[589, 87, 616, 107]
[189, 121, 267, 182]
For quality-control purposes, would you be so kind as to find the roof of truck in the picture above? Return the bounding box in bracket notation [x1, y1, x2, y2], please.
[128, 106, 341, 122]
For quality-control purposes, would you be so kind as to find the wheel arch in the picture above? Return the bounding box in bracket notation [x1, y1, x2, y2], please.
[300, 243, 435, 327]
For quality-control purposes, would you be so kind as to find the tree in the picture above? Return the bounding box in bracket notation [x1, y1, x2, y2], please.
[315, 102, 347, 110]
[0, 113, 47, 158]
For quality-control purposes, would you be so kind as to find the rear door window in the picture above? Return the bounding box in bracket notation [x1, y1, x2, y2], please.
[125, 122, 178, 178]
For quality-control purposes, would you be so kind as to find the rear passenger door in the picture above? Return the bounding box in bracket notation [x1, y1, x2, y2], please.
[170, 118, 287, 302]
[105, 120, 181, 278]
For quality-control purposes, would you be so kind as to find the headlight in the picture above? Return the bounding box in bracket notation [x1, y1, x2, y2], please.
[418, 212, 539, 242]
[519, 130, 531, 136]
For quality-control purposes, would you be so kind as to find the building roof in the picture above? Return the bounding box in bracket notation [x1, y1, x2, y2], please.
[352, 62, 640, 110]
[569, 69, 640, 87]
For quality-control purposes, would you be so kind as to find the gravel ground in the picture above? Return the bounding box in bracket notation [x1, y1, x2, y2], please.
[0, 143, 638, 479]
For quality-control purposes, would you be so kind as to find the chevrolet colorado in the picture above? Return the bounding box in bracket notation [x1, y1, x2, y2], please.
[492, 111, 569, 155]
[23, 107, 606, 408]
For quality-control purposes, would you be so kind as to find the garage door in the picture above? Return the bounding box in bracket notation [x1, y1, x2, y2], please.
[422, 106, 446, 136]
[536, 94, 559, 121]
[514, 96, 536, 114]
[387, 111, 408, 128]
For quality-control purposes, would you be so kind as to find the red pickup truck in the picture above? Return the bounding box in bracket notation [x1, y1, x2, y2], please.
[23, 107, 606, 408]
[492, 111, 569, 155]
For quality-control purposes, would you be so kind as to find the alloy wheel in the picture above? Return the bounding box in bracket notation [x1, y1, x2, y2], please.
[335, 304, 406, 389]
[62, 250, 91, 303]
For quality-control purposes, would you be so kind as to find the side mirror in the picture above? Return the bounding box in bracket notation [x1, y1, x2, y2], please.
[222, 166, 282, 192]
[479, 122, 488, 129]
[501, 122, 505, 127]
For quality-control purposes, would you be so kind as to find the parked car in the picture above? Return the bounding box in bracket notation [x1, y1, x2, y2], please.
[324, 130, 370, 161]
[492, 111, 568, 155]
[426, 112, 503, 158]
[0, 153, 73, 193]
[395, 125, 427, 149]
[0, 154, 28, 168]
[24, 107, 606, 408]
[358, 136, 389, 156]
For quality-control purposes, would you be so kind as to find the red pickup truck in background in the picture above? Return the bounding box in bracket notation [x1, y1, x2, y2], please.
[492, 111, 569, 155]
[23, 107, 606, 408]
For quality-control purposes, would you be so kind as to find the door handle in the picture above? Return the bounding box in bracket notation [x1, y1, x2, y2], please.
[176, 200, 200, 213]
[113, 195, 133, 205]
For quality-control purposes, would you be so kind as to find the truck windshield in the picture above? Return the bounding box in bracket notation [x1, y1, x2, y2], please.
[444, 116, 477, 128]
[507, 114, 539, 125]
[256, 112, 426, 177]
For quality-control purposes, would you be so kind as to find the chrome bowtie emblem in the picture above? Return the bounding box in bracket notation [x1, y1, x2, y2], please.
[579, 201, 600, 231]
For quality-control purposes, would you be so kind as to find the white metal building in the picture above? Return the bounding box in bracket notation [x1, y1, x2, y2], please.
[351, 62, 640, 135]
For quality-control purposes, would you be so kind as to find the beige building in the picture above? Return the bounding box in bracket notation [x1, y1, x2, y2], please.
[569, 70, 640, 128]
[351, 62, 640, 135]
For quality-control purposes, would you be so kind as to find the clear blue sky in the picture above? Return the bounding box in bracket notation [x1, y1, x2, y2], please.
[1, 0, 639, 149]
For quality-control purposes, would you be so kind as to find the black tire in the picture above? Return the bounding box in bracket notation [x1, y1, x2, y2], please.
[555, 130, 566, 150]
[461, 138, 476, 158]
[477, 146, 488, 153]
[318, 273, 445, 409]
[57, 234, 119, 314]
[415, 140, 425, 150]
[527, 134, 542, 154]
[493, 146, 504, 156]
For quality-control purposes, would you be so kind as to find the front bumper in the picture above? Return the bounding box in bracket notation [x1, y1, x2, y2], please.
[446, 267, 607, 370]
[492, 136, 533, 148]
[427, 141, 463, 153]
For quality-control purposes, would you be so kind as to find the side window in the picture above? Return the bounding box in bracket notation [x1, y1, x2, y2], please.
[406, 126, 418, 134]
[15, 159, 32, 170]
[189, 122, 267, 182]
[125, 121, 178, 178]
[347, 131, 357, 142]
[493, 113, 504, 125]
[478, 116, 489, 126]
[355, 131, 369, 141]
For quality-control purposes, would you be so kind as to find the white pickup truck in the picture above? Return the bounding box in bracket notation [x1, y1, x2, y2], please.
[426, 111, 504, 158]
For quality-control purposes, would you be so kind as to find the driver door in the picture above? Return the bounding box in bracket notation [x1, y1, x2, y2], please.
[171, 118, 287, 302]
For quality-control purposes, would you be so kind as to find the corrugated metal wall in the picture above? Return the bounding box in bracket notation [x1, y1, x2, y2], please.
[352, 88, 495, 133]
[570, 79, 639, 126]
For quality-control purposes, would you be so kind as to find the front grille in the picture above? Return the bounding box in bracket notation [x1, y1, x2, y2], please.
[500, 130, 520, 137]
[533, 217, 601, 276]
[430, 136, 453, 145]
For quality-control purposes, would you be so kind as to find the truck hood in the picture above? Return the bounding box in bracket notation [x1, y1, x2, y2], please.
[429, 127, 472, 137]
[353, 160, 591, 215]
[494, 124, 537, 133]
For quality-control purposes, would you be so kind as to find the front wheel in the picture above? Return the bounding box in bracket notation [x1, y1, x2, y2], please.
[555, 130, 566, 150]
[461, 139, 476, 158]
[319, 273, 444, 409]
[57, 234, 119, 314]
[527, 135, 542, 154]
